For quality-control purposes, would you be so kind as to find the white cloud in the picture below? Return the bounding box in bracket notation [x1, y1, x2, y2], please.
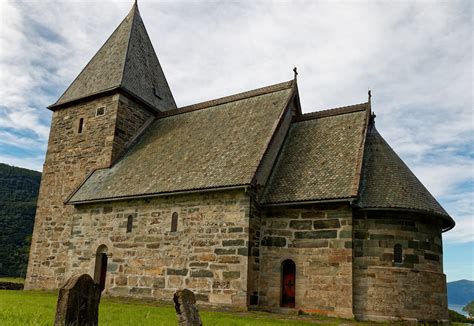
[0, 153, 43, 172]
[443, 191, 474, 244]
[0, 130, 46, 150]
[0, 106, 50, 140]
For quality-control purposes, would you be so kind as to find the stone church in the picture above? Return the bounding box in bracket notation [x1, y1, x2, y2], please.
[25, 2, 454, 322]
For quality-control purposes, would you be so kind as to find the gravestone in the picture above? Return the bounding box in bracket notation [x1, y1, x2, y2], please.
[54, 274, 101, 326]
[173, 289, 203, 326]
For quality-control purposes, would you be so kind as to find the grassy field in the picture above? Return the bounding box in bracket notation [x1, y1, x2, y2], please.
[0, 290, 366, 326]
[2, 289, 466, 325]
[0, 277, 25, 284]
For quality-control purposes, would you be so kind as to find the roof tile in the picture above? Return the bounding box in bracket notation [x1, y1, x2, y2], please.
[261, 106, 369, 204]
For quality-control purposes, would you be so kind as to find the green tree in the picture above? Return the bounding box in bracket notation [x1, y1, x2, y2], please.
[449, 309, 471, 323]
[463, 300, 474, 318]
[0, 163, 41, 277]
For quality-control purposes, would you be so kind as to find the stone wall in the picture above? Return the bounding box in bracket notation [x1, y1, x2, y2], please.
[258, 203, 353, 318]
[26, 94, 153, 290]
[353, 210, 448, 321]
[65, 189, 251, 308]
[112, 95, 154, 162]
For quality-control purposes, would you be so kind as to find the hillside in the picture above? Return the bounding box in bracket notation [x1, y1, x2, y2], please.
[448, 279, 474, 305]
[0, 163, 41, 276]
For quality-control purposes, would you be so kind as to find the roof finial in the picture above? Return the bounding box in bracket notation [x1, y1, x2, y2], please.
[368, 89, 372, 103]
[293, 67, 298, 80]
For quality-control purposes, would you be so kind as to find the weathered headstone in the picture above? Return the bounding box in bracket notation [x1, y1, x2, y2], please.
[173, 289, 203, 326]
[54, 274, 101, 326]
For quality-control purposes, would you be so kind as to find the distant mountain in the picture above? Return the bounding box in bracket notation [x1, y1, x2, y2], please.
[0, 163, 41, 277]
[448, 279, 474, 306]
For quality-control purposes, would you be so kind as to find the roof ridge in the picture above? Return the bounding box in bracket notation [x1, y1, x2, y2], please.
[118, 3, 138, 89]
[157, 80, 294, 119]
[294, 102, 369, 122]
[350, 103, 371, 197]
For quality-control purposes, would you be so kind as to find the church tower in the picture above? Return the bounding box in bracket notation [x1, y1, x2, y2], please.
[25, 3, 175, 289]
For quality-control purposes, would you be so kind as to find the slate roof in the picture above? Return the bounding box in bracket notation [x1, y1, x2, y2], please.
[68, 81, 295, 203]
[50, 4, 176, 112]
[261, 104, 369, 204]
[357, 124, 454, 228]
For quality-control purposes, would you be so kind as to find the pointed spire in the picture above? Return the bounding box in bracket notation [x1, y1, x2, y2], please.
[51, 2, 176, 112]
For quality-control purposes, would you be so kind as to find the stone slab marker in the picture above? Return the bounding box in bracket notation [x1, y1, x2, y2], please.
[54, 274, 101, 326]
[173, 289, 203, 326]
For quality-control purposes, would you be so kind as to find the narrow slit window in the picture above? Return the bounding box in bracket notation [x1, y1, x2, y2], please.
[126, 215, 133, 233]
[171, 212, 178, 232]
[78, 118, 84, 134]
[394, 244, 403, 263]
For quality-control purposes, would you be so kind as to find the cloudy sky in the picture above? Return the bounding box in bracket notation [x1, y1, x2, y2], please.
[0, 0, 472, 281]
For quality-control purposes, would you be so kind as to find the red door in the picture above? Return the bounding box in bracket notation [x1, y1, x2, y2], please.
[281, 260, 296, 308]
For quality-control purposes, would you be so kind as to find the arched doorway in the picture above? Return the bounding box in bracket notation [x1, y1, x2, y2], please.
[281, 259, 296, 308]
[93, 245, 108, 292]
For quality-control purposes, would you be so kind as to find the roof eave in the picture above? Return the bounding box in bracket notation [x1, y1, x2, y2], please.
[47, 86, 162, 114]
[67, 184, 250, 205]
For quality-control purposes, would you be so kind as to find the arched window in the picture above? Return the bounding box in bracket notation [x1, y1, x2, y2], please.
[171, 212, 178, 232]
[126, 215, 133, 233]
[94, 245, 108, 292]
[394, 244, 403, 263]
[78, 118, 84, 134]
[281, 259, 296, 308]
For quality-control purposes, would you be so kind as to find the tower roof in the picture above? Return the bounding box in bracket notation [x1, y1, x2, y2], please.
[357, 124, 454, 230]
[50, 3, 176, 112]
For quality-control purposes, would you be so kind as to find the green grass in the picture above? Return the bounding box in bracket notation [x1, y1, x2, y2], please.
[0, 277, 25, 284]
[0, 290, 365, 325]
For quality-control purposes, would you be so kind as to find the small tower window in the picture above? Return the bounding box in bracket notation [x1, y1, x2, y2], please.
[171, 212, 178, 232]
[96, 106, 106, 116]
[78, 118, 84, 134]
[394, 244, 403, 263]
[126, 215, 133, 233]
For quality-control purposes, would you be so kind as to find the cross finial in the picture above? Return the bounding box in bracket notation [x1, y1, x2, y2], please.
[293, 67, 298, 79]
